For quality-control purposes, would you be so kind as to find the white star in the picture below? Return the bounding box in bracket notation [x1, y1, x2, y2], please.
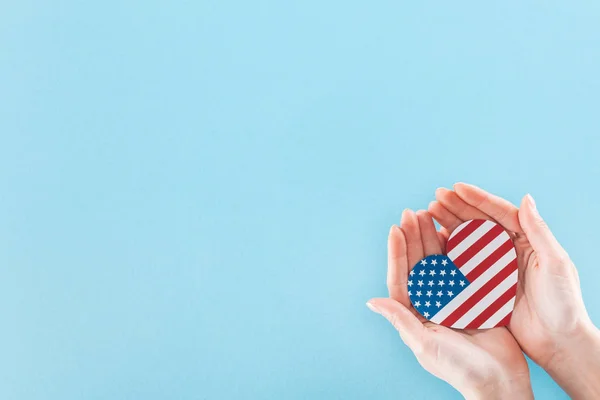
[408, 280, 413, 287]
[447, 291, 454, 297]
[426, 290, 432, 297]
[438, 280, 445, 287]
[409, 270, 415, 277]
[440, 270, 446, 276]
[429, 270, 436, 276]
[441, 259, 448, 266]
[431, 259, 437, 266]
[450, 270, 456, 276]
[420, 259, 427, 266]
[414, 301, 421, 307]
[417, 280, 424, 287]
[428, 280, 434, 287]
[424, 301, 431, 307]
[449, 280, 455, 287]
[437, 291, 443, 297]
[423, 311, 430, 318]
[419, 270, 426, 276]
[408, 290, 412, 296]
[416, 291, 422, 297]
[435, 301, 442, 308]
[459, 280, 465, 287]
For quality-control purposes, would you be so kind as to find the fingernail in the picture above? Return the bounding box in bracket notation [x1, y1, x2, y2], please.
[526, 194, 536, 210]
[390, 225, 400, 234]
[401, 209, 412, 222]
[366, 301, 380, 314]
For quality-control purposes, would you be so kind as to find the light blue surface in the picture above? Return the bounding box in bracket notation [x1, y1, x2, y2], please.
[1, 1, 599, 399]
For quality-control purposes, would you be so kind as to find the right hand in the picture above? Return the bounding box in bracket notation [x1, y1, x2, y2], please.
[429, 183, 600, 398]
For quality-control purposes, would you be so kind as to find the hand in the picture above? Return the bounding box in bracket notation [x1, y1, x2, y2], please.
[368, 210, 533, 399]
[429, 183, 600, 399]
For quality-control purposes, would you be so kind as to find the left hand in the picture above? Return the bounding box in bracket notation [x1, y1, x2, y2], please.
[368, 210, 533, 399]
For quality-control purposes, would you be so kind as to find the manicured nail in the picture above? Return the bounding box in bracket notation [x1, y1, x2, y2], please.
[366, 301, 380, 314]
[526, 194, 536, 210]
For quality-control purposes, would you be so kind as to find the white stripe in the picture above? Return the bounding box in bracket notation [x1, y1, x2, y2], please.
[459, 233, 513, 276]
[430, 250, 517, 324]
[479, 297, 516, 329]
[451, 220, 470, 236]
[452, 269, 518, 329]
[447, 220, 495, 260]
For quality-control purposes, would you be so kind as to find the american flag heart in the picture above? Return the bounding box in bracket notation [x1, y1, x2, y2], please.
[408, 219, 518, 329]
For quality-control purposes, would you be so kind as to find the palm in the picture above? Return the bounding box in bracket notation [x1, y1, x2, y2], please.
[445, 325, 528, 378]
[422, 321, 525, 372]
[386, 209, 529, 391]
[506, 237, 545, 362]
[509, 235, 586, 366]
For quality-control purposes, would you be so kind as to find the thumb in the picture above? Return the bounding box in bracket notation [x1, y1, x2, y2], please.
[519, 194, 567, 260]
[367, 298, 426, 353]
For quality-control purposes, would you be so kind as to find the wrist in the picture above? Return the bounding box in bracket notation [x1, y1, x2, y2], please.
[461, 373, 534, 400]
[545, 321, 600, 399]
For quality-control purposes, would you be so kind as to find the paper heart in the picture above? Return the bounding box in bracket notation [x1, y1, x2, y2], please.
[408, 219, 517, 329]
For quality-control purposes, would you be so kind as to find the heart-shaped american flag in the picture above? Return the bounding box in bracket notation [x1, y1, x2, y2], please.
[408, 219, 518, 329]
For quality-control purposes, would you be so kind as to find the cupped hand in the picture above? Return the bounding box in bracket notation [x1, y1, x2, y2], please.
[368, 210, 533, 399]
[429, 184, 592, 366]
[429, 183, 600, 399]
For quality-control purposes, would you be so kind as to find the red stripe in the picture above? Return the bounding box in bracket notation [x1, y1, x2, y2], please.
[453, 224, 504, 268]
[446, 219, 485, 254]
[464, 283, 517, 329]
[496, 312, 513, 327]
[465, 240, 515, 282]
[441, 259, 518, 326]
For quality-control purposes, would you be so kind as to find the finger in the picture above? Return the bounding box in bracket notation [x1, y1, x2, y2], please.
[367, 298, 426, 353]
[454, 182, 522, 234]
[435, 187, 490, 222]
[387, 225, 410, 305]
[437, 228, 448, 254]
[440, 227, 451, 240]
[416, 210, 442, 255]
[400, 209, 425, 270]
[519, 194, 567, 260]
[428, 201, 463, 232]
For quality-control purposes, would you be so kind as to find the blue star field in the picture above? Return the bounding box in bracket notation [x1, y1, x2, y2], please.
[408, 255, 471, 320]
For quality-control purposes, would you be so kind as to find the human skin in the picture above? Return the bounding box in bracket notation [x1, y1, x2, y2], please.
[429, 183, 600, 399]
[368, 183, 600, 399]
[367, 209, 534, 399]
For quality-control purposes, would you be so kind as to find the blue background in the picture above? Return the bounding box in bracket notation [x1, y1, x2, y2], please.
[1, 1, 599, 399]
